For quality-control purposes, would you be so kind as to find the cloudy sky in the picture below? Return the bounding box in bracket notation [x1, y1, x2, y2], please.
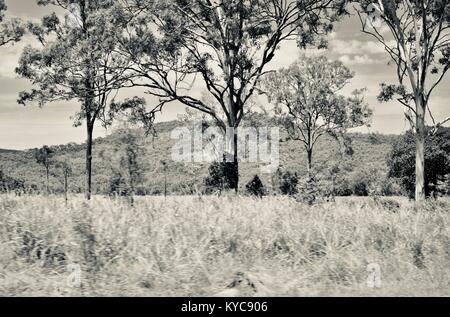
[0, 0, 449, 150]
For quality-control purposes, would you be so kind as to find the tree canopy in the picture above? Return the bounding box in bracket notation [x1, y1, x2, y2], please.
[16, 0, 136, 199]
[114, 0, 348, 128]
[0, 0, 24, 47]
[262, 55, 372, 170]
[110, 0, 348, 191]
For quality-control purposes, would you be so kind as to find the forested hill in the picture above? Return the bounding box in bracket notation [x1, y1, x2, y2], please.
[0, 120, 399, 195]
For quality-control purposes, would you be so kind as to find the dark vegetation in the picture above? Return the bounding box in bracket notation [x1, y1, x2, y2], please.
[387, 127, 450, 198]
[245, 175, 267, 198]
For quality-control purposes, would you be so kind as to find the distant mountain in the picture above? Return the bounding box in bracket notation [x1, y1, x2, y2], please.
[0, 120, 399, 195]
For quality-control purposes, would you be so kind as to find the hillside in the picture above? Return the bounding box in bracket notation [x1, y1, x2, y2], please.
[0, 121, 399, 195]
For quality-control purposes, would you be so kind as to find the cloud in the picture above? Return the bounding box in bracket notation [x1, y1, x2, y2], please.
[338, 54, 380, 66]
[331, 39, 387, 55]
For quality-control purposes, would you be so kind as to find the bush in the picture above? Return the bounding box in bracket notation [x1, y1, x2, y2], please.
[204, 160, 237, 194]
[322, 160, 353, 197]
[108, 171, 130, 197]
[0, 170, 25, 193]
[387, 127, 450, 198]
[296, 176, 321, 205]
[276, 170, 298, 196]
[245, 175, 267, 198]
[347, 168, 397, 197]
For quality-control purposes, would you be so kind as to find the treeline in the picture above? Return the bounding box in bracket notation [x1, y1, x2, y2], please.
[2, 125, 450, 200]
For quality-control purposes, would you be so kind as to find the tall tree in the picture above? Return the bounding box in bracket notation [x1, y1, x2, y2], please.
[34, 145, 54, 195]
[16, 0, 134, 200]
[262, 55, 372, 173]
[0, 0, 24, 47]
[113, 0, 347, 192]
[354, 0, 450, 201]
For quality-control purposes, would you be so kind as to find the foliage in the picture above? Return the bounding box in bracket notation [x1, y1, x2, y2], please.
[17, 0, 131, 117]
[204, 159, 238, 194]
[321, 160, 353, 197]
[104, 129, 146, 198]
[0, 123, 399, 196]
[296, 176, 323, 205]
[112, 0, 347, 190]
[387, 127, 450, 198]
[262, 55, 372, 170]
[354, 0, 450, 119]
[0, 170, 25, 193]
[245, 175, 267, 198]
[54, 158, 72, 180]
[16, 0, 136, 199]
[275, 169, 299, 196]
[354, 0, 450, 200]
[34, 145, 54, 194]
[34, 146, 54, 172]
[0, 0, 24, 47]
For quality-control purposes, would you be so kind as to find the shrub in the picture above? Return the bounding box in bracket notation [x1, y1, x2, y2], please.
[387, 127, 450, 198]
[296, 176, 321, 205]
[276, 170, 298, 196]
[0, 170, 25, 193]
[204, 159, 237, 194]
[108, 171, 130, 197]
[245, 175, 267, 198]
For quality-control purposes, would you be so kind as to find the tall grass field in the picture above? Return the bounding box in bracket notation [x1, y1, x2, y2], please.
[1, 194, 450, 297]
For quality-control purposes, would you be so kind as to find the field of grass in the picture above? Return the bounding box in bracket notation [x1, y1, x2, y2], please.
[1, 194, 450, 297]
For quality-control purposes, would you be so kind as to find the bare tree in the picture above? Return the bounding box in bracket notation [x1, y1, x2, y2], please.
[354, 0, 450, 201]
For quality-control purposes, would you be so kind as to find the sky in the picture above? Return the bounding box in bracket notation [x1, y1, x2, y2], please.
[0, 0, 449, 150]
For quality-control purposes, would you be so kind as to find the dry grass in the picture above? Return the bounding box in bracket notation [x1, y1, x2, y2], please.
[1, 194, 450, 297]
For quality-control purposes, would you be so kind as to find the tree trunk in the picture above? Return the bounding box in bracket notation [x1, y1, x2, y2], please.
[415, 97, 426, 201]
[85, 123, 94, 200]
[164, 171, 167, 199]
[307, 148, 313, 177]
[232, 131, 239, 193]
[46, 167, 50, 196]
[224, 43, 239, 194]
[225, 130, 239, 193]
[64, 173, 68, 205]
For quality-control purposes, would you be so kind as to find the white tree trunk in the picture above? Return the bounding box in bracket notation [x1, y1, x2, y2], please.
[415, 97, 426, 201]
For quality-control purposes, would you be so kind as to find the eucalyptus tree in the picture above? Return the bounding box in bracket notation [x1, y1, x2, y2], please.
[0, 0, 24, 47]
[354, 0, 450, 201]
[113, 0, 347, 192]
[34, 145, 54, 195]
[262, 55, 372, 173]
[16, 0, 134, 200]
